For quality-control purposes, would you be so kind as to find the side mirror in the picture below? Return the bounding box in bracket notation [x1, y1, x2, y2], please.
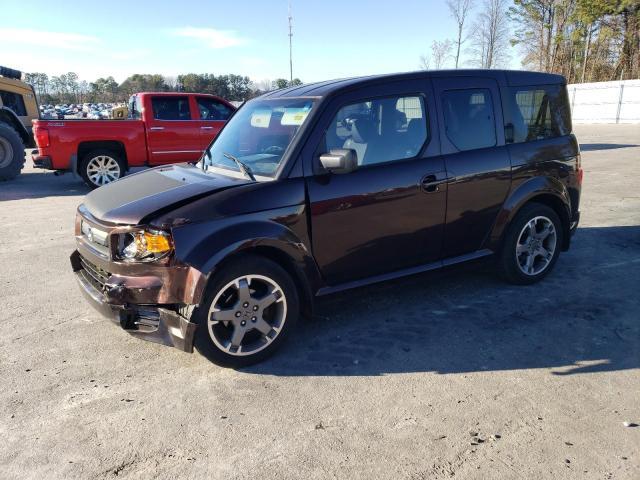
[319, 149, 357, 174]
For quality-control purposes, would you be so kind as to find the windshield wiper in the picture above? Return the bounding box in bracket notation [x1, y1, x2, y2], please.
[223, 152, 256, 181]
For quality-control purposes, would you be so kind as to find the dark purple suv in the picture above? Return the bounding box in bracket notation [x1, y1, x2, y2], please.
[71, 70, 582, 367]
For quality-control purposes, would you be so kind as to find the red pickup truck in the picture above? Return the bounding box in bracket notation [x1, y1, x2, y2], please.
[32, 92, 236, 188]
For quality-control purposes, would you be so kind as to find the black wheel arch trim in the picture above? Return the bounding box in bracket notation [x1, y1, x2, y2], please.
[488, 175, 572, 251]
[171, 218, 322, 316]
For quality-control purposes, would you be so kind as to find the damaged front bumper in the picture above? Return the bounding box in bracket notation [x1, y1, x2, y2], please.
[70, 249, 201, 352]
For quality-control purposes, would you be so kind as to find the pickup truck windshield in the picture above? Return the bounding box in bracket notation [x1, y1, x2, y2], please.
[202, 98, 315, 179]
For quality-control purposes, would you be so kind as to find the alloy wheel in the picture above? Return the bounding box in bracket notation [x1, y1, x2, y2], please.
[86, 155, 121, 186]
[515, 215, 557, 276]
[207, 275, 288, 356]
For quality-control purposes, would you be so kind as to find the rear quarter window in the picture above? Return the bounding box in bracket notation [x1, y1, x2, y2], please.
[506, 85, 571, 143]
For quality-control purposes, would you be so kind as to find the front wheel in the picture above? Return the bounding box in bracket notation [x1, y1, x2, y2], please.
[193, 255, 299, 367]
[498, 203, 563, 285]
[80, 149, 125, 189]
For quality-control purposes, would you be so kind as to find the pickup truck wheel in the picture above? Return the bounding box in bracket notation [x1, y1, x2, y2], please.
[193, 255, 299, 368]
[80, 149, 125, 189]
[0, 123, 26, 181]
[498, 203, 563, 285]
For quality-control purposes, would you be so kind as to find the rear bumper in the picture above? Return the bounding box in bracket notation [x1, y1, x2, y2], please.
[71, 250, 197, 352]
[570, 211, 580, 234]
[32, 155, 53, 170]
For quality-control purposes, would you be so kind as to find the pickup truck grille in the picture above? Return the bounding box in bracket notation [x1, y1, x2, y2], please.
[79, 255, 111, 292]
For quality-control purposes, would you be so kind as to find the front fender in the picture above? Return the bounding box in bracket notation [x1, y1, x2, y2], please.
[170, 206, 323, 297]
[488, 175, 572, 250]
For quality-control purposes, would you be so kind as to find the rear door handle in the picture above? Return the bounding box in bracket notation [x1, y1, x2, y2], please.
[420, 174, 449, 193]
[200, 126, 214, 130]
[149, 126, 164, 131]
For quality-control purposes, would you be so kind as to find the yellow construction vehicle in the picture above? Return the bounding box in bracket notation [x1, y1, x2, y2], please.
[0, 66, 38, 180]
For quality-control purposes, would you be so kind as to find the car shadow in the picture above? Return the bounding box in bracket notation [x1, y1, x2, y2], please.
[0, 166, 148, 201]
[0, 170, 89, 201]
[579, 143, 639, 152]
[248, 226, 640, 377]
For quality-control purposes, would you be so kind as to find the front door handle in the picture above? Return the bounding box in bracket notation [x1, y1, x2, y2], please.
[149, 126, 164, 131]
[200, 126, 214, 130]
[420, 174, 449, 193]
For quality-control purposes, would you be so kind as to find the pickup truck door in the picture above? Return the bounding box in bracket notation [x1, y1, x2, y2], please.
[431, 78, 511, 258]
[193, 96, 234, 150]
[304, 81, 447, 286]
[145, 95, 203, 165]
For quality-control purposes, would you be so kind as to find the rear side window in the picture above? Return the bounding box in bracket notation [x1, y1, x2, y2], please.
[324, 95, 428, 166]
[507, 85, 571, 143]
[0, 90, 27, 116]
[197, 97, 233, 120]
[441, 89, 496, 151]
[151, 96, 191, 120]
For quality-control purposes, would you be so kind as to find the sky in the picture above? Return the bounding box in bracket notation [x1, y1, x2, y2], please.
[0, 0, 519, 84]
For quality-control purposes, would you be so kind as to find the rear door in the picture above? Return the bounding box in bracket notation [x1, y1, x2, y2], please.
[145, 95, 202, 165]
[193, 96, 235, 150]
[432, 77, 511, 258]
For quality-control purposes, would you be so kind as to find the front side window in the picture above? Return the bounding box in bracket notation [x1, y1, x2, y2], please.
[202, 98, 315, 179]
[507, 85, 571, 143]
[442, 89, 496, 151]
[151, 96, 191, 120]
[324, 95, 428, 166]
[197, 97, 233, 121]
[0, 90, 27, 116]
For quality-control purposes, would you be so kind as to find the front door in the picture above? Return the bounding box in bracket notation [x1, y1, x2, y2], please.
[145, 95, 202, 165]
[305, 82, 447, 286]
[432, 78, 512, 258]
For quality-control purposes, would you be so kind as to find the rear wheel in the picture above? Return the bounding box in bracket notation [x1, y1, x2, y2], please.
[80, 149, 125, 189]
[0, 123, 26, 181]
[193, 255, 299, 367]
[498, 203, 563, 285]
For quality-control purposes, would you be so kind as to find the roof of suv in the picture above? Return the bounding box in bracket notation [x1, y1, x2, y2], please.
[260, 70, 566, 100]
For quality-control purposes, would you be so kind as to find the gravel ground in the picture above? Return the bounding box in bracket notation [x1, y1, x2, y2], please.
[0, 124, 639, 479]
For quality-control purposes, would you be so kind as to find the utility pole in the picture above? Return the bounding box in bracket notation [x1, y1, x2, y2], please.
[288, 0, 293, 84]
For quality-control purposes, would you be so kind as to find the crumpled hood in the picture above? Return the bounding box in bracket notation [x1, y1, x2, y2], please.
[83, 164, 250, 225]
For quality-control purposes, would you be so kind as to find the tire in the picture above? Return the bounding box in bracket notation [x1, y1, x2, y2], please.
[79, 149, 125, 189]
[193, 255, 300, 368]
[498, 202, 563, 285]
[0, 122, 26, 181]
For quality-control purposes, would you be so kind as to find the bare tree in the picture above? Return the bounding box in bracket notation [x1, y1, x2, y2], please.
[469, 0, 511, 68]
[432, 39, 454, 69]
[447, 0, 474, 68]
[419, 54, 431, 70]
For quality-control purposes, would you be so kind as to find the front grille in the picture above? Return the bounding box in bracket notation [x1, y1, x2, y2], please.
[79, 255, 111, 292]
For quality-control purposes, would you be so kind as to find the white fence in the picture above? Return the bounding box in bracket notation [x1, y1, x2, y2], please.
[568, 79, 640, 124]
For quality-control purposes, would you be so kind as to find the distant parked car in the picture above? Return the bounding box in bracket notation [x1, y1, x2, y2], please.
[70, 69, 582, 367]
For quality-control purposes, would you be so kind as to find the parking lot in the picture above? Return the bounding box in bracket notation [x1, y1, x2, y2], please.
[0, 124, 638, 479]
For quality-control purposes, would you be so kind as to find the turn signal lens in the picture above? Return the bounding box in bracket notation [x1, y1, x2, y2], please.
[143, 231, 172, 253]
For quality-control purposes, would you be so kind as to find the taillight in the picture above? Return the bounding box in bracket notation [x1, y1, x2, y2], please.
[35, 127, 50, 147]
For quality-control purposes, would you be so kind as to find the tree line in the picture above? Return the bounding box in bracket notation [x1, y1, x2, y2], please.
[422, 0, 639, 83]
[23, 72, 303, 105]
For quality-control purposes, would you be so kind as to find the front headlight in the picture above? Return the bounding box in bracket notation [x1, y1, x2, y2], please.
[116, 229, 173, 262]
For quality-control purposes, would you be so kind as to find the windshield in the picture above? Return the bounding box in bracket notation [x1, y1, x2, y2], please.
[201, 98, 315, 179]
